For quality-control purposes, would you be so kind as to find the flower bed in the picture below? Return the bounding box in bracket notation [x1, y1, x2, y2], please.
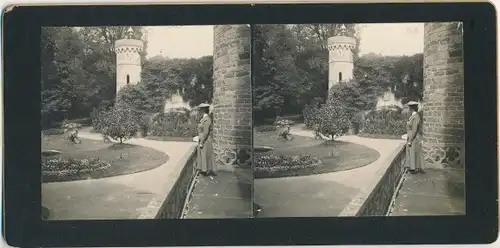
[254, 154, 323, 178]
[42, 157, 111, 180]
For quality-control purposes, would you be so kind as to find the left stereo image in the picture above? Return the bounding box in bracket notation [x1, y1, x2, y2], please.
[40, 25, 253, 220]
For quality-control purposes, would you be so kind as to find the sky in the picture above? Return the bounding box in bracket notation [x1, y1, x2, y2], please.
[143, 23, 424, 59]
[357, 23, 424, 56]
[145, 25, 214, 59]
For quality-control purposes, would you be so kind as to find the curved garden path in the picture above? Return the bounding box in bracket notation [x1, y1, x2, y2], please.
[42, 127, 196, 220]
[254, 124, 405, 218]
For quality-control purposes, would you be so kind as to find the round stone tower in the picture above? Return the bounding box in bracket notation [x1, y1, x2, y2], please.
[115, 27, 144, 93]
[422, 22, 464, 169]
[212, 25, 252, 217]
[212, 25, 252, 172]
[327, 24, 356, 90]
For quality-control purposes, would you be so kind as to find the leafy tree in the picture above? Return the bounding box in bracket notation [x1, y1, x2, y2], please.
[327, 81, 367, 116]
[116, 84, 150, 113]
[314, 104, 352, 140]
[353, 53, 424, 105]
[41, 26, 148, 128]
[180, 56, 214, 106]
[140, 55, 214, 111]
[98, 105, 139, 143]
[253, 24, 362, 121]
[253, 25, 288, 120]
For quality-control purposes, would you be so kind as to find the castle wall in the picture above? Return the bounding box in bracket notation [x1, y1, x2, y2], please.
[212, 25, 252, 172]
[422, 22, 464, 169]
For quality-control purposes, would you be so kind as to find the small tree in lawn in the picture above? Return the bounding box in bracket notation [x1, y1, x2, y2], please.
[100, 105, 139, 144]
[314, 104, 352, 140]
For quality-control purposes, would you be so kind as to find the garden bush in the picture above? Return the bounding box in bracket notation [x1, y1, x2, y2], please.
[95, 105, 140, 143]
[311, 104, 352, 140]
[274, 118, 295, 140]
[362, 108, 408, 136]
[91, 106, 109, 132]
[150, 109, 199, 137]
[255, 125, 277, 132]
[303, 99, 322, 129]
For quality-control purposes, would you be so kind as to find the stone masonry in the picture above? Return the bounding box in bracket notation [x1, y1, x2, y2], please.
[422, 22, 465, 169]
[212, 25, 252, 171]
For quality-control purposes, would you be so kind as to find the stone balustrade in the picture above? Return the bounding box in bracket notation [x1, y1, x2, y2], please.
[140, 145, 198, 219]
[340, 144, 407, 216]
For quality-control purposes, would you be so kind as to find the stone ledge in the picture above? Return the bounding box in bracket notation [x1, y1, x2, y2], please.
[339, 143, 406, 216]
[137, 145, 198, 219]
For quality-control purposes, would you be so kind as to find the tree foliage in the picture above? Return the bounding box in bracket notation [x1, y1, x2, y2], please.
[97, 105, 140, 143]
[253, 24, 424, 122]
[41, 27, 147, 128]
[41, 26, 213, 129]
[141, 55, 213, 111]
[314, 104, 352, 140]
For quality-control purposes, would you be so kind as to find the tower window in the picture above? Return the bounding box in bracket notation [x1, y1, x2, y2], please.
[338, 72, 343, 82]
[126, 75, 130, 84]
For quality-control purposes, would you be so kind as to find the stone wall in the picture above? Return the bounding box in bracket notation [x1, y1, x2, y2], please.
[422, 22, 465, 169]
[339, 144, 407, 216]
[154, 146, 197, 219]
[212, 25, 252, 172]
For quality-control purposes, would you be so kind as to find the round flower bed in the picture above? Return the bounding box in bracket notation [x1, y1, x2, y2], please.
[254, 154, 323, 178]
[42, 157, 111, 181]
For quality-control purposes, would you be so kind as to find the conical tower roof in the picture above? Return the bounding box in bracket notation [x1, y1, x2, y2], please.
[338, 24, 348, 36]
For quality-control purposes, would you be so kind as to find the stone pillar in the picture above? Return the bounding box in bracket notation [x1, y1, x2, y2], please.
[422, 22, 464, 169]
[327, 35, 356, 90]
[212, 25, 252, 171]
[115, 39, 143, 93]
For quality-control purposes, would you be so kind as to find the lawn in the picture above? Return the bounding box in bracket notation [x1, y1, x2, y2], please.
[146, 135, 194, 142]
[41, 134, 169, 182]
[254, 131, 380, 178]
[358, 132, 404, 140]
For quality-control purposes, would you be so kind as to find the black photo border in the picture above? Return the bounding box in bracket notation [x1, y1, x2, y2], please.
[3, 3, 498, 247]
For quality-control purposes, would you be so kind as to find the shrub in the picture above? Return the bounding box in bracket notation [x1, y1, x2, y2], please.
[91, 105, 111, 132]
[312, 104, 353, 140]
[97, 105, 140, 143]
[61, 122, 83, 143]
[274, 118, 295, 140]
[150, 109, 199, 137]
[303, 99, 322, 129]
[362, 109, 408, 136]
[255, 125, 277, 132]
[275, 118, 295, 127]
[137, 113, 155, 137]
